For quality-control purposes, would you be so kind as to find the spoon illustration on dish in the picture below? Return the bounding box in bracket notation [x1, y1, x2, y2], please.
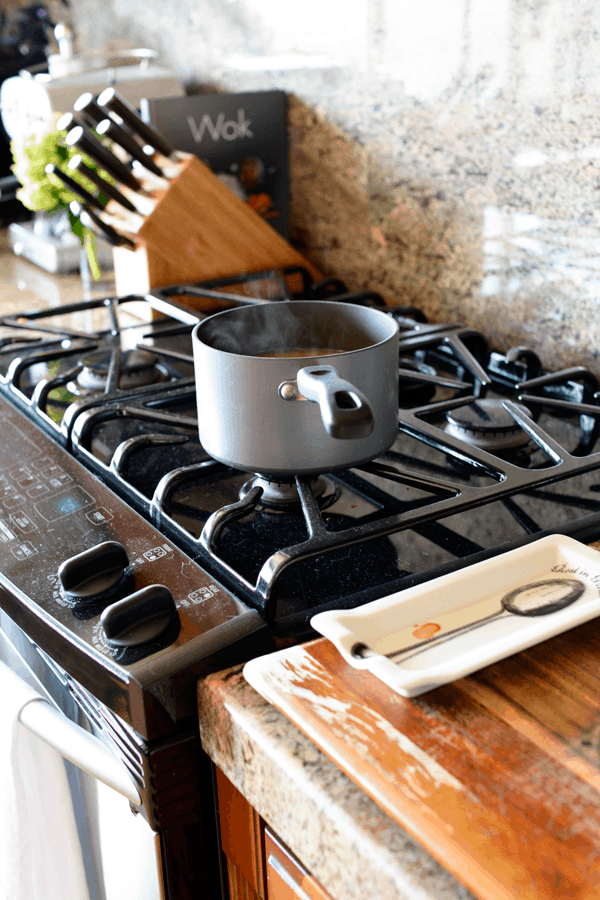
[352, 577, 587, 664]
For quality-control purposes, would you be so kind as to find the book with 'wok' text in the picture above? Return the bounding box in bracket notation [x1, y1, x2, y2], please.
[140, 90, 288, 238]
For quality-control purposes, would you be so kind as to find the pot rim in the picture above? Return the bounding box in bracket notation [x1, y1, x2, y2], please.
[192, 300, 399, 359]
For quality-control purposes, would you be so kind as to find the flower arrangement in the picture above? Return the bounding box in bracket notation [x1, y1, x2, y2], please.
[11, 113, 114, 278]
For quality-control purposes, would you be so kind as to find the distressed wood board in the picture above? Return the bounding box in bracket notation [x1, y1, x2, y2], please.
[244, 619, 600, 900]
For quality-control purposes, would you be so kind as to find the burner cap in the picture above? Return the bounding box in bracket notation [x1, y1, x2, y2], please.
[240, 474, 339, 513]
[77, 348, 164, 392]
[445, 399, 533, 454]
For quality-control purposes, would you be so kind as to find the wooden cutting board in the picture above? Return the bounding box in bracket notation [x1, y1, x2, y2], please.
[244, 616, 600, 900]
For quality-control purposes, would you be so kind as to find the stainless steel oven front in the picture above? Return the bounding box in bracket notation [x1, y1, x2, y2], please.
[0, 606, 162, 900]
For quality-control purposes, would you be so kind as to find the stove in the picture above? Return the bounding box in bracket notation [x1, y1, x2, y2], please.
[2, 266, 600, 898]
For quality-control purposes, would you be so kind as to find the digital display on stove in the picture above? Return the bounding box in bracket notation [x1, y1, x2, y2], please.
[35, 486, 95, 521]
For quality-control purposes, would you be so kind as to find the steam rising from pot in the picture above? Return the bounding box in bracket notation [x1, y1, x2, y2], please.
[199, 302, 387, 358]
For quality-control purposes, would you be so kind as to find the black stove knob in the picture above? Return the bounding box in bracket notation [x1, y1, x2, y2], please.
[58, 541, 132, 606]
[100, 585, 179, 649]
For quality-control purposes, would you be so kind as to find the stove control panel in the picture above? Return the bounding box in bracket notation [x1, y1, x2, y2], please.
[0, 395, 251, 671]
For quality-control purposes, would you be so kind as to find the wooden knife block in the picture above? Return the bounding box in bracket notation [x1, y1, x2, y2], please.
[112, 155, 320, 299]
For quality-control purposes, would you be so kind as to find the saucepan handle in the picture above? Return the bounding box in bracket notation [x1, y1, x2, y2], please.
[296, 365, 374, 440]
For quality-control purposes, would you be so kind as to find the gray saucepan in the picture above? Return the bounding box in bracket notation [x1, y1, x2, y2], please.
[192, 301, 399, 477]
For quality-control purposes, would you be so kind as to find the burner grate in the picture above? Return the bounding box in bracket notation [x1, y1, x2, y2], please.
[191, 399, 600, 617]
[51, 280, 600, 627]
[5, 268, 600, 634]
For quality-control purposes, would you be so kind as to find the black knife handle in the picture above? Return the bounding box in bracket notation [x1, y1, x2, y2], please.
[70, 201, 136, 250]
[65, 125, 142, 192]
[57, 111, 94, 133]
[97, 87, 175, 158]
[45, 163, 106, 213]
[67, 155, 139, 214]
[96, 118, 167, 179]
[73, 92, 108, 127]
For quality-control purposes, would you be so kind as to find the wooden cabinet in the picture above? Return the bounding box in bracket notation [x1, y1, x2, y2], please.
[215, 767, 334, 900]
[215, 766, 265, 900]
[264, 828, 334, 900]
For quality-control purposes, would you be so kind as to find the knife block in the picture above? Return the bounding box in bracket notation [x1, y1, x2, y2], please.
[112, 155, 320, 299]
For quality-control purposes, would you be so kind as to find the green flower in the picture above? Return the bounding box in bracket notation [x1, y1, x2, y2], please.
[11, 112, 115, 212]
[11, 113, 116, 277]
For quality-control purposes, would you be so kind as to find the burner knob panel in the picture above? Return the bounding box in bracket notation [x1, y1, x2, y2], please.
[100, 585, 179, 649]
[58, 540, 132, 606]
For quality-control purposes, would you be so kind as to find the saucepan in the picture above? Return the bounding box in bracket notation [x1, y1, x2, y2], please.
[192, 301, 399, 477]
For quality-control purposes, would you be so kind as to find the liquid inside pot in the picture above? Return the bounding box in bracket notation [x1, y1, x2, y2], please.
[255, 348, 346, 358]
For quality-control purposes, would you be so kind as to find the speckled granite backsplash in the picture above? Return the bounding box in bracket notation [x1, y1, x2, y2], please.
[70, 0, 600, 370]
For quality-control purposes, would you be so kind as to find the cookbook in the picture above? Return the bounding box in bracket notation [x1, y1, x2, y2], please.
[140, 89, 289, 238]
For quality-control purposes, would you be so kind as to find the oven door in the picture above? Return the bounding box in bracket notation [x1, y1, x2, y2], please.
[0, 609, 162, 900]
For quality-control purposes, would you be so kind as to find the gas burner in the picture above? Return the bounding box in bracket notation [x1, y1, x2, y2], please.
[444, 399, 534, 460]
[75, 348, 167, 393]
[240, 474, 340, 512]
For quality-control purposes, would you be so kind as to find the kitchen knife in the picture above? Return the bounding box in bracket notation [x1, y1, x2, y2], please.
[74, 92, 147, 142]
[65, 125, 143, 193]
[67, 155, 140, 214]
[73, 92, 109, 127]
[95, 118, 167, 180]
[70, 200, 136, 249]
[97, 87, 175, 158]
[56, 111, 93, 133]
[45, 163, 107, 214]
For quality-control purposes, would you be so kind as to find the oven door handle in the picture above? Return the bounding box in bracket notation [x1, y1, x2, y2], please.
[19, 699, 142, 805]
[2, 662, 141, 806]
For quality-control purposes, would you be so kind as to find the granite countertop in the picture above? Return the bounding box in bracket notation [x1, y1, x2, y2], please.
[0, 226, 115, 315]
[198, 664, 475, 900]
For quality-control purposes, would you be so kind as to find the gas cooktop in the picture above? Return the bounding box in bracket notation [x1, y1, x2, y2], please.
[3, 266, 600, 655]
